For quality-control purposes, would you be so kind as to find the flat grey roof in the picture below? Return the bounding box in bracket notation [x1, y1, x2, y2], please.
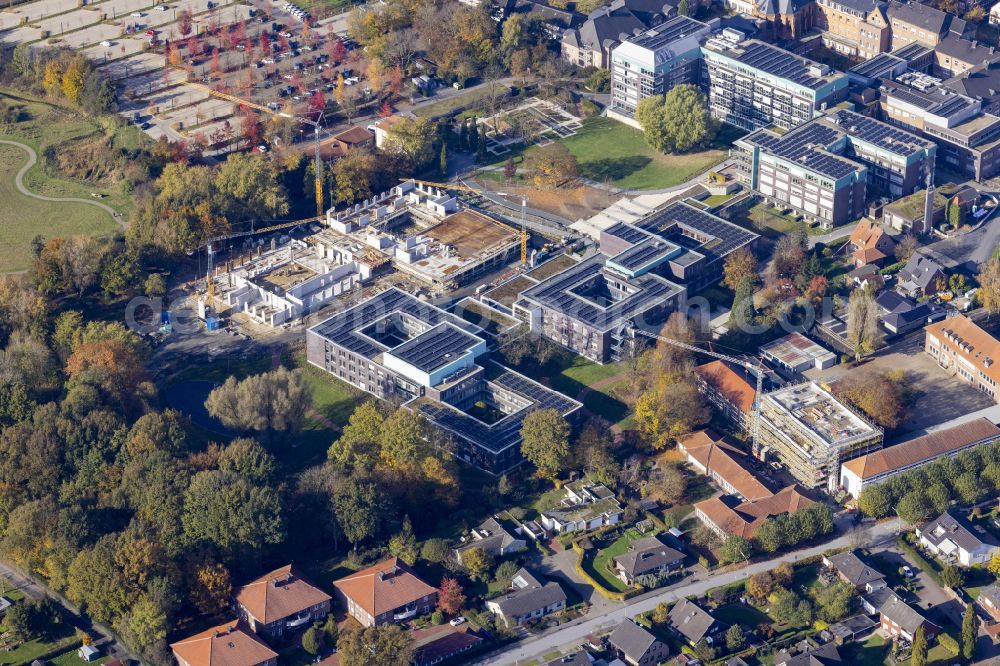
[849, 52, 906, 80]
[715, 40, 840, 90]
[744, 123, 863, 180]
[629, 15, 707, 49]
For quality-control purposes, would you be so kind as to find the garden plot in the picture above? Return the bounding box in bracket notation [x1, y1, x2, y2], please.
[479, 97, 582, 156]
[33, 8, 102, 34]
[0, 0, 77, 23]
[56, 22, 121, 47]
[0, 25, 43, 44]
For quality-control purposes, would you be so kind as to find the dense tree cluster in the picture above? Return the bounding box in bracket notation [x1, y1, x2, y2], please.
[635, 85, 719, 154]
[4, 45, 117, 113]
[857, 440, 1000, 523]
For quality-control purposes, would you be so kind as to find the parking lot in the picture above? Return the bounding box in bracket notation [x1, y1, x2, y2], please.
[804, 329, 996, 436]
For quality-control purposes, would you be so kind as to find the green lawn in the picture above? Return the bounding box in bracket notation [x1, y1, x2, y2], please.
[0, 89, 139, 272]
[544, 356, 633, 426]
[49, 648, 110, 666]
[293, 352, 363, 428]
[703, 194, 735, 207]
[0, 143, 119, 273]
[520, 117, 733, 190]
[413, 85, 509, 119]
[0, 606, 80, 666]
[712, 603, 771, 628]
[587, 528, 643, 592]
[842, 633, 887, 666]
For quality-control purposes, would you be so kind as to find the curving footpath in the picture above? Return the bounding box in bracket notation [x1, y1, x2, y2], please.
[0, 138, 123, 226]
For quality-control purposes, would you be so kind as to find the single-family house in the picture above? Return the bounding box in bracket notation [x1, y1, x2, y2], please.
[540, 480, 623, 534]
[454, 516, 527, 564]
[411, 624, 484, 666]
[775, 641, 843, 666]
[897, 252, 946, 298]
[608, 619, 670, 666]
[485, 568, 567, 628]
[849, 219, 896, 268]
[171, 621, 278, 666]
[874, 290, 943, 335]
[612, 535, 684, 586]
[322, 126, 375, 159]
[666, 598, 726, 646]
[829, 615, 878, 644]
[332, 558, 438, 627]
[545, 651, 591, 666]
[863, 588, 939, 641]
[693, 363, 757, 432]
[823, 551, 887, 594]
[234, 564, 332, 638]
[978, 584, 1000, 622]
[77, 646, 100, 663]
[846, 264, 885, 292]
[916, 509, 1000, 567]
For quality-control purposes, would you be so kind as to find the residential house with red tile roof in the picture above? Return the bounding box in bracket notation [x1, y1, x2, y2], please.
[849, 218, 896, 268]
[234, 565, 332, 638]
[411, 624, 484, 666]
[694, 361, 757, 432]
[678, 430, 772, 502]
[171, 621, 278, 666]
[332, 558, 438, 627]
[694, 485, 813, 539]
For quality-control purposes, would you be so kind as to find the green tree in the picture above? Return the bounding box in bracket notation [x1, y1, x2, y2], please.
[725, 624, 746, 652]
[329, 401, 383, 469]
[815, 580, 856, 622]
[847, 287, 883, 360]
[754, 519, 784, 554]
[333, 148, 375, 205]
[214, 152, 289, 220]
[119, 595, 167, 649]
[379, 409, 428, 468]
[385, 117, 438, 168]
[635, 84, 718, 153]
[857, 484, 892, 518]
[332, 477, 387, 549]
[519, 408, 570, 480]
[942, 564, 966, 589]
[770, 588, 812, 627]
[421, 538, 450, 563]
[962, 602, 979, 661]
[652, 602, 669, 624]
[719, 535, 752, 564]
[218, 437, 275, 484]
[678, 0, 689, 15]
[337, 624, 414, 666]
[494, 560, 519, 589]
[524, 143, 579, 189]
[302, 626, 322, 655]
[462, 547, 494, 581]
[439, 143, 448, 176]
[911, 625, 928, 666]
[204, 367, 308, 441]
[896, 490, 932, 525]
[143, 273, 166, 298]
[388, 516, 418, 565]
[181, 471, 284, 560]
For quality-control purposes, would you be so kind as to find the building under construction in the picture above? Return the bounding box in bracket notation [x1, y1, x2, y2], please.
[325, 181, 522, 291]
[756, 381, 883, 492]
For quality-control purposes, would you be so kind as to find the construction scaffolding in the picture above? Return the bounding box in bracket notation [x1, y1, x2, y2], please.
[755, 382, 884, 492]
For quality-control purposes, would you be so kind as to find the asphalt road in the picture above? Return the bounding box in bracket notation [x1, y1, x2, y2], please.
[475, 517, 902, 666]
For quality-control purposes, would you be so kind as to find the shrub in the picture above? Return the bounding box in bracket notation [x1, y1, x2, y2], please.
[938, 632, 960, 655]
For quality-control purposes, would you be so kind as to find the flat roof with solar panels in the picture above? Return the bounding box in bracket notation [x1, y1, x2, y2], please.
[518, 254, 684, 332]
[629, 15, 709, 49]
[407, 365, 581, 455]
[612, 200, 759, 266]
[704, 40, 844, 91]
[848, 52, 907, 82]
[822, 109, 935, 157]
[880, 76, 978, 118]
[746, 123, 863, 180]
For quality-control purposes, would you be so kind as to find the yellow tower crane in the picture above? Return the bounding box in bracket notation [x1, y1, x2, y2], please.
[182, 81, 326, 218]
[406, 178, 529, 264]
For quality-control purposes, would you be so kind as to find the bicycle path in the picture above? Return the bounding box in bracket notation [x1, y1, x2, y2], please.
[0, 138, 123, 226]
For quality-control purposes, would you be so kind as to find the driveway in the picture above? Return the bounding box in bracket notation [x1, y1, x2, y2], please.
[534, 545, 620, 615]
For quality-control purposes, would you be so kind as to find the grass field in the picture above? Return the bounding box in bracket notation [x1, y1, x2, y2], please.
[0, 144, 119, 273]
[0, 89, 137, 273]
[587, 528, 643, 592]
[518, 117, 734, 190]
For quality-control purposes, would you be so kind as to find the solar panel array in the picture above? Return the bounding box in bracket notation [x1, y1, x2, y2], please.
[519, 255, 683, 330]
[735, 41, 832, 90]
[882, 80, 974, 117]
[632, 15, 707, 50]
[633, 201, 759, 264]
[389, 323, 481, 373]
[826, 109, 933, 155]
[309, 287, 481, 358]
[611, 237, 678, 272]
[849, 53, 905, 80]
[414, 368, 580, 452]
[749, 123, 863, 180]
